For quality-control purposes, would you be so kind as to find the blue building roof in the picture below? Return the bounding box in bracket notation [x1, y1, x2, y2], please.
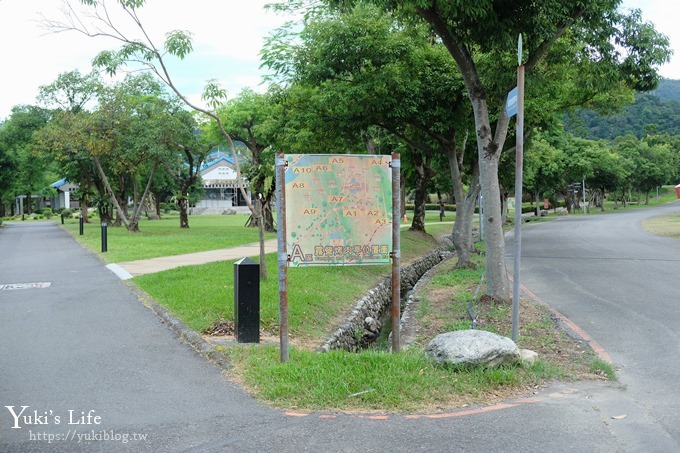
[201, 151, 236, 172]
[50, 178, 68, 189]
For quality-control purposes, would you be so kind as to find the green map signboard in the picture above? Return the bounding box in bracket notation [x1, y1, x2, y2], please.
[284, 154, 393, 267]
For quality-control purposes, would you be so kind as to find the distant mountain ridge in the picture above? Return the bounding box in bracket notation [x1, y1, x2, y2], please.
[565, 78, 680, 140]
[652, 78, 680, 103]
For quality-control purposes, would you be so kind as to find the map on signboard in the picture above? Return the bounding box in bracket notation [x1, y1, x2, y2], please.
[284, 154, 393, 267]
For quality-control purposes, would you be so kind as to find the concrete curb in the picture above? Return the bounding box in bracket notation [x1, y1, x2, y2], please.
[106, 263, 134, 280]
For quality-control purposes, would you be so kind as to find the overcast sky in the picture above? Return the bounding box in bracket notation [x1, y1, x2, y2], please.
[1, 0, 678, 121]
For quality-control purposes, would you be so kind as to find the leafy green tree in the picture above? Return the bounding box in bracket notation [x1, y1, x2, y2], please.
[37, 69, 101, 114]
[44, 0, 274, 274]
[524, 132, 566, 215]
[0, 106, 52, 215]
[613, 135, 674, 205]
[645, 133, 680, 184]
[209, 89, 281, 233]
[35, 110, 108, 222]
[263, 3, 484, 265]
[38, 74, 190, 232]
[149, 109, 211, 229]
[90, 74, 192, 232]
[36, 70, 104, 221]
[0, 121, 18, 216]
[560, 136, 629, 212]
[263, 5, 452, 233]
[321, 0, 672, 301]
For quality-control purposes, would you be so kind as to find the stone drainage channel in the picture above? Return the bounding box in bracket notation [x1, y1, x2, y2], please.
[319, 247, 454, 352]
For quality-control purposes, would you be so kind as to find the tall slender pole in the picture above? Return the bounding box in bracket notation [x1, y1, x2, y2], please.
[582, 176, 587, 215]
[275, 153, 289, 362]
[512, 36, 525, 342]
[391, 153, 401, 353]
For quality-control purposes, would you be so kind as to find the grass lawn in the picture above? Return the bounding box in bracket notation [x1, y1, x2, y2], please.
[223, 346, 557, 412]
[60, 213, 275, 262]
[643, 213, 680, 238]
[133, 228, 440, 335]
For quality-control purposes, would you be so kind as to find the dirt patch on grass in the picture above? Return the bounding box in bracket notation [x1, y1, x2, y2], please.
[203, 319, 322, 350]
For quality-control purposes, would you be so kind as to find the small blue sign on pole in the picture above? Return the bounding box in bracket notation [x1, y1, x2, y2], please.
[506, 86, 518, 118]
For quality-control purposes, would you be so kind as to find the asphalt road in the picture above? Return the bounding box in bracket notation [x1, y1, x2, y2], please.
[1, 213, 679, 452]
[511, 201, 680, 451]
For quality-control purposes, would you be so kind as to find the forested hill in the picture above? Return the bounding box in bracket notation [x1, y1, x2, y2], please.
[652, 79, 680, 103]
[564, 78, 680, 140]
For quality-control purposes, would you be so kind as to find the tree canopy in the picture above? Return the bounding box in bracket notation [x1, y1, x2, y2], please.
[314, 0, 672, 301]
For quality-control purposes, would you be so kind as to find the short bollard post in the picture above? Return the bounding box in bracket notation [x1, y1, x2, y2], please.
[61, 213, 64, 225]
[101, 221, 108, 253]
[79, 216, 84, 236]
[234, 257, 260, 343]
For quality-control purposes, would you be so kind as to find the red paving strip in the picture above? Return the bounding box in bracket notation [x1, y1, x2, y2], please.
[404, 403, 520, 420]
[283, 393, 561, 421]
[359, 415, 390, 420]
[284, 411, 311, 417]
[519, 284, 613, 364]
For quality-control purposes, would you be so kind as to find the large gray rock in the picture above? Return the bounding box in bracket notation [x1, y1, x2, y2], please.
[425, 330, 520, 368]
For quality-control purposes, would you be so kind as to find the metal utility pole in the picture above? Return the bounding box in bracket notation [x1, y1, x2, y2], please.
[391, 153, 401, 353]
[511, 35, 525, 342]
[275, 153, 289, 362]
[582, 177, 587, 215]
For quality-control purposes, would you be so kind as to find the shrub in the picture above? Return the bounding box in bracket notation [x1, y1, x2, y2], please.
[405, 203, 457, 212]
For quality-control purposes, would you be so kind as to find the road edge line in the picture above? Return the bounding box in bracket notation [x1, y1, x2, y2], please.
[520, 284, 613, 364]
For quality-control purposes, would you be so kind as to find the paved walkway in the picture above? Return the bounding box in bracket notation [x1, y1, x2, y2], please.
[107, 239, 278, 279]
[105, 221, 454, 279]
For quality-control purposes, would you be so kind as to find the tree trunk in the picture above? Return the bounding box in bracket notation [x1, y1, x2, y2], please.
[92, 155, 155, 233]
[461, 176, 480, 249]
[126, 163, 157, 233]
[535, 191, 541, 217]
[246, 197, 275, 233]
[258, 197, 267, 281]
[154, 192, 162, 218]
[114, 194, 126, 227]
[410, 154, 429, 232]
[80, 197, 89, 223]
[24, 192, 33, 214]
[263, 200, 275, 232]
[417, 4, 512, 301]
[454, 178, 480, 268]
[400, 177, 406, 220]
[178, 197, 189, 229]
[478, 138, 510, 301]
[447, 139, 477, 268]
